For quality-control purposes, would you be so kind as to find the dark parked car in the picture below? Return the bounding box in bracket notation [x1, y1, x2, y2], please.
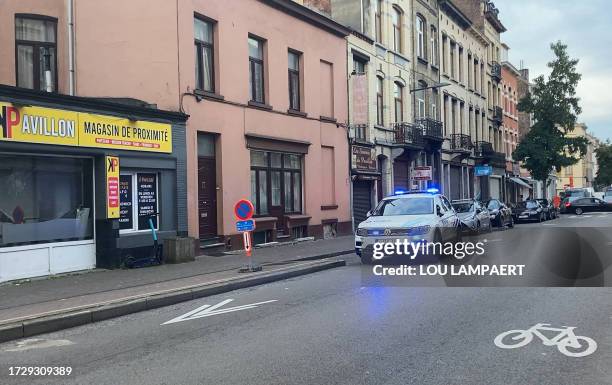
[485, 199, 514, 228]
[564, 197, 612, 215]
[512, 200, 545, 223]
[536, 198, 557, 219]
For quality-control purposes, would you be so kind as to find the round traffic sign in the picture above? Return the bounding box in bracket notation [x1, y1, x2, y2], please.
[234, 199, 254, 220]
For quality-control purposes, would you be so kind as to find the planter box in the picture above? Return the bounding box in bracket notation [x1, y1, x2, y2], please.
[163, 237, 196, 264]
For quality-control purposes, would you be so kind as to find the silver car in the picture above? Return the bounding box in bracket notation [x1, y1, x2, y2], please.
[451, 199, 492, 234]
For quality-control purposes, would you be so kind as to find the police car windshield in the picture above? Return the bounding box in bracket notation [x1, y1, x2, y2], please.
[452, 202, 473, 213]
[372, 197, 434, 216]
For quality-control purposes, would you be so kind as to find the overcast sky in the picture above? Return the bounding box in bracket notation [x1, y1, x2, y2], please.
[495, 0, 611, 142]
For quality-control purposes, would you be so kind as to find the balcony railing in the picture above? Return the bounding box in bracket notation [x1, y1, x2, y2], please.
[392, 122, 423, 147]
[493, 106, 503, 123]
[491, 61, 502, 82]
[474, 141, 494, 157]
[490, 151, 507, 168]
[416, 118, 444, 141]
[351, 124, 368, 142]
[450, 134, 473, 152]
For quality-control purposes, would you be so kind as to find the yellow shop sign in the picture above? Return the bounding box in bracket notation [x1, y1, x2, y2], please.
[0, 102, 172, 153]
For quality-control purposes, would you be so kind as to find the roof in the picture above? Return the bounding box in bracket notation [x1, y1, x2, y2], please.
[259, 0, 350, 37]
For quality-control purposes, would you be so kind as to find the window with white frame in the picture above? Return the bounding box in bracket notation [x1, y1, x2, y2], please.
[416, 15, 425, 59]
[119, 172, 159, 232]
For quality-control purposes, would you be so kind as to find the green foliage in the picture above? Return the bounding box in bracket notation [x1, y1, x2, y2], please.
[513, 42, 588, 183]
[594, 141, 612, 188]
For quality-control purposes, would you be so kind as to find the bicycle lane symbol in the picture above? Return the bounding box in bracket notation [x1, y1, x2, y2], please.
[494, 323, 597, 358]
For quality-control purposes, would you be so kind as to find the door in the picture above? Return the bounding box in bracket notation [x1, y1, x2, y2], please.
[198, 157, 217, 239]
[353, 180, 372, 227]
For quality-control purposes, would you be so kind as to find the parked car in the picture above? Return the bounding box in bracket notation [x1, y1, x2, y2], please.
[536, 198, 557, 219]
[355, 190, 461, 264]
[512, 200, 546, 222]
[452, 199, 492, 234]
[564, 197, 612, 215]
[485, 199, 514, 228]
[604, 189, 612, 204]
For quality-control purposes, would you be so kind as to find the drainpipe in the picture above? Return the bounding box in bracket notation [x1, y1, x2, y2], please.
[67, 0, 75, 95]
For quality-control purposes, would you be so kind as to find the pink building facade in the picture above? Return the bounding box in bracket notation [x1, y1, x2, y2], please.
[0, 0, 352, 252]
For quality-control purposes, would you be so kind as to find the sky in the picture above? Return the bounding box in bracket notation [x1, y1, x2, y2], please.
[495, 0, 612, 142]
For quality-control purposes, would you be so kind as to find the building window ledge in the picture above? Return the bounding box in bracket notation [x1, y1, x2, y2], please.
[287, 109, 307, 117]
[320, 116, 337, 123]
[194, 89, 225, 101]
[248, 100, 273, 110]
[321, 204, 338, 211]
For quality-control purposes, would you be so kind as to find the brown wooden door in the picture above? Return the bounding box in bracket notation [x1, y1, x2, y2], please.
[198, 157, 217, 238]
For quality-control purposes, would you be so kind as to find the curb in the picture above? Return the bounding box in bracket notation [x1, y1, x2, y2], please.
[0, 258, 346, 343]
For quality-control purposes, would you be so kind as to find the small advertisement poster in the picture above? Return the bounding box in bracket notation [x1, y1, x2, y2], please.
[413, 166, 432, 181]
[119, 174, 133, 230]
[137, 173, 157, 230]
[105, 156, 120, 219]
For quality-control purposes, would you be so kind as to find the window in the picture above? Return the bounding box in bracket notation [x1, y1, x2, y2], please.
[442, 35, 448, 74]
[392, 7, 402, 53]
[353, 57, 366, 74]
[321, 147, 335, 205]
[430, 26, 438, 66]
[119, 172, 159, 232]
[450, 41, 456, 79]
[15, 15, 57, 92]
[430, 88, 438, 119]
[194, 16, 214, 92]
[394, 82, 403, 122]
[416, 16, 425, 59]
[474, 59, 478, 91]
[458, 47, 464, 83]
[417, 81, 426, 119]
[376, 76, 384, 126]
[0, 155, 93, 247]
[288, 50, 301, 111]
[248, 36, 265, 103]
[375, 0, 383, 43]
[250, 151, 302, 215]
[467, 54, 473, 88]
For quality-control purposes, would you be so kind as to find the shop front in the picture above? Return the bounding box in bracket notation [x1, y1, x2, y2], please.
[0, 86, 187, 282]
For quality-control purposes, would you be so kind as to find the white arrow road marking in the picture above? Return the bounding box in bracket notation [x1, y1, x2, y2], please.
[162, 299, 277, 325]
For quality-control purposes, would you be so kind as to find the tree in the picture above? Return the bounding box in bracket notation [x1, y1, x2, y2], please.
[594, 141, 612, 189]
[513, 42, 589, 197]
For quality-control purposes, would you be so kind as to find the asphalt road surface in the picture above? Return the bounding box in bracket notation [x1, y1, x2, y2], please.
[0, 213, 611, 385]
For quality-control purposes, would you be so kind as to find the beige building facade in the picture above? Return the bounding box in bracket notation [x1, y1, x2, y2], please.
[557, 123, 600, 192]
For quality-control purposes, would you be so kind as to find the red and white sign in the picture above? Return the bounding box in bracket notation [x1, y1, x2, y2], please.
[413, 166, 432, 181]
[243, 231, 252, 257]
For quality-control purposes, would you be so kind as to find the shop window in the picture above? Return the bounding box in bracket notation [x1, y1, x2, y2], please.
[0, 155, 93, 247]
[119, 172, 159, 232]
[291, 225, 307, 239]
[15, 15, 58, 92]
[250, 150, 302, 216]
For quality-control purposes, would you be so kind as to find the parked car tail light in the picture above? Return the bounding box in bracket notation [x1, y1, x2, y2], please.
[565, 202, 571, 207]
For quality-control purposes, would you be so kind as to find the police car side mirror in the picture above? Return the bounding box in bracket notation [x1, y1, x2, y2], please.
[366, 210, 372, 217]
[436, 205, 443, 217]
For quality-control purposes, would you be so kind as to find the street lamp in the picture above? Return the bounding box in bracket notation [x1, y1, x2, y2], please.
[409, 82, 450, 93]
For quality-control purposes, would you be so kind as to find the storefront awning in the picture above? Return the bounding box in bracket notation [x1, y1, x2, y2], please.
[510, 177, 532, 189]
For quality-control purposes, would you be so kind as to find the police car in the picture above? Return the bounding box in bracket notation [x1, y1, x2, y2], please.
[354, 189, 462, 264]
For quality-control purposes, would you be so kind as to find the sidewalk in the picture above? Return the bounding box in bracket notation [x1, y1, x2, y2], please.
[0, 236, 354, 341]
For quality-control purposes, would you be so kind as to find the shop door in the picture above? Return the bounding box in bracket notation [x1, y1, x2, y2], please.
[198, 157, 217, 239]
[393, 161, 409, 191]
[353, 180, 372, 227]
[450, 166, 462, 201]
[269, 170, 285, 232]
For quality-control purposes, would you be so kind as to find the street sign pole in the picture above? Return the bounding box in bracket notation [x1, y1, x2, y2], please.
[234, 199, 262, 273]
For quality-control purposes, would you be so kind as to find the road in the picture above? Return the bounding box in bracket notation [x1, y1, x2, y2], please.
[0, 213, 611, 385]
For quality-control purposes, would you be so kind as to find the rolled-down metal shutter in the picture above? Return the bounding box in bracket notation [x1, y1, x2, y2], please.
[450, 166, 462, 201]
[353, 180, 372, 227]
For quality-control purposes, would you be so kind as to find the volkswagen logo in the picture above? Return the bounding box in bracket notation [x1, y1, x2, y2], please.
[384, 228, 392, 236]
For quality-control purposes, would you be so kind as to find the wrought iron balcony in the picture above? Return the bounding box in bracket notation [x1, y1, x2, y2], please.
[450, 134, 473, 153]
[474, 141, 494, 157]
[490, 151, 507, 168]
[416, 118, 444, 141]
[491, 61, 502, 82]
[392, 122, 424, 148]
[493, 106, 503, 123]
